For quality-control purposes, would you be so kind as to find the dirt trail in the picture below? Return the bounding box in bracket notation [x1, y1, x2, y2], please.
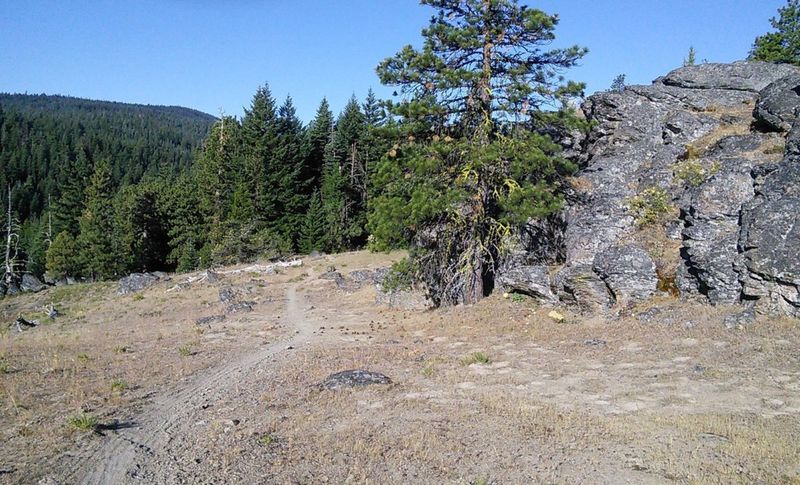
[67, 280, 316, 484]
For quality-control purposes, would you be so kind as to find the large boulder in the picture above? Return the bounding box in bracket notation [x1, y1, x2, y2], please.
[496, 265, 557, 303]
[738, 159, 800, 317]
[660, 62, 799, 92]
[755, 73, 800, 132]
[592, 245, 657, 302]
[553, 265, 614, 313]
[117, 272, 161, 295]
[20, 274, 47, 293]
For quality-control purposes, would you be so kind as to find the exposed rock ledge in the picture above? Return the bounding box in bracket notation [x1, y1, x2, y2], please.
[499, 61, 800, 318]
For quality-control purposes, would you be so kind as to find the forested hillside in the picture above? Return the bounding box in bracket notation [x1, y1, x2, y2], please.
[0, 93, 216, 222]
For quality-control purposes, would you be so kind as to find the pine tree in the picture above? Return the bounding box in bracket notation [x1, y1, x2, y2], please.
[371, 0, 585, 305]
[362, 89, 392, 201]
[750, 0, 800, 65]
[301, 99, 334, 196]
[77, 160, 123, 279]
[114, 183, 170, 272]
[298, 190, 326, 254]
[610, 74, 626, 92]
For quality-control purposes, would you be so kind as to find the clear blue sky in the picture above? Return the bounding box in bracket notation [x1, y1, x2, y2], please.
[0, 0, 786, 123]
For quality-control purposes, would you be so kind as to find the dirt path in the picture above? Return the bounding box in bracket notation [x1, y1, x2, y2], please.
[66, 280, 316, 484]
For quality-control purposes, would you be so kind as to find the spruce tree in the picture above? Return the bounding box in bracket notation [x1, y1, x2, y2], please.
[77, 160, 123, 279]
[240, 85, 279, 220]
[322, 97, 369, 250]
[298, 190, 326, 254]
[46, 231, 79, 280]
[301, 99, 334, 196]
[371, 0, 585, 305]
[272, 96, 305, 245]
[196, 115, 241, 241]
[750, 0, 800, 65]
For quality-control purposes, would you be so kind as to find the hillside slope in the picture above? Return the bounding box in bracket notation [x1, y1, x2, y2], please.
[0, 93, 216, 221]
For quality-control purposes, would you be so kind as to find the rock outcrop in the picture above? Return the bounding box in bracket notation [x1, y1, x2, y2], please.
[515, 61, 800, 318]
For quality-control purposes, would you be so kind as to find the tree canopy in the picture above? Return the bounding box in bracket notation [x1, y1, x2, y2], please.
[370, 0, 585, 305]
[750, 0, 800, 65]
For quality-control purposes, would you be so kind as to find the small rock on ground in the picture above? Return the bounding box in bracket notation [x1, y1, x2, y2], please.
[319, 370, 392, 390]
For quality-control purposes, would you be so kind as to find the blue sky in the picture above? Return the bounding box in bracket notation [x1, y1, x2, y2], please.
[0, 0, 786, 123]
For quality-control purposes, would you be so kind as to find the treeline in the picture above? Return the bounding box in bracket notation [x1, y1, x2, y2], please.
[3, 87, 394, 283]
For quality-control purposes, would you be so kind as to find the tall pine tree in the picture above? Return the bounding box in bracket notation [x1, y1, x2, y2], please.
[371, 0, 585, 305]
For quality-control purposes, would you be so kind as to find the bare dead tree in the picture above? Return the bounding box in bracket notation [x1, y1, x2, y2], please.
[3, 185, 22, 286]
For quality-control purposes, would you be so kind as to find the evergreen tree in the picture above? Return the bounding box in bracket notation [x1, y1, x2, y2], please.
[362, 88, 392, 201]
[163, 172, 208, 272]
[240, 85, 279, 220]
[77, 160, 123, 279]
[371, 0, 585, 305]
[115, 183, 170, 272]
[299, 190, 326, 254]
[46, 231, 79, 280]
[272, 96, 306, 244]
[301, 99, 334, 196]
[52, 149, 91, 236]
[683, 46, 697, 66]
[610, 74, 626, 92]
[750, 0, 800, 65]
[196, 115, 241, 241]
[322, 97, 369, 250]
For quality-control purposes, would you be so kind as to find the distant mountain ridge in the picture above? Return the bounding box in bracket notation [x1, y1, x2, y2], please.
[0, 92, 216, 122]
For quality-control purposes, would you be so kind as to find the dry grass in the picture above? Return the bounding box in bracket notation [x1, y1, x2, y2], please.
[1, 251, 799, 483]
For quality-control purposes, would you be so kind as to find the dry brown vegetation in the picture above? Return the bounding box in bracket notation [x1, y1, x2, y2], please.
[1, 251, 799, 484]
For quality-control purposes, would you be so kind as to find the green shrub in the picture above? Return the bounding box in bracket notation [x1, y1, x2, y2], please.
[627, 187, 674, 226]
[674, 159, 720, 187]
[110, 379, 128, 393]
[382, 258, 415, 292]
[461, 352, 491, 366]
[67, 412, 98, 432]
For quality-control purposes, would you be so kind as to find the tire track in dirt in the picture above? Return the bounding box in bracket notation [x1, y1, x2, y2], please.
[65, 279, 315, 484]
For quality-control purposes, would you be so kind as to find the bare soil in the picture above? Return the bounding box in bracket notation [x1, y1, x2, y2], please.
[1, 251, 799, 484]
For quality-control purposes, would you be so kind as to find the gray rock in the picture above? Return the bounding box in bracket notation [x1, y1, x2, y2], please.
[661, 62, 799, 92]
[224, 301, 254, 314]
[723, 306, 756, 329]
[206, 270, 221, 283]
[349, 268, 390, 285]
[196, 315, 226, 326]
[739, 196, 800, 317]
[4, 282, 20, 296]
[755, 73, 800, 132]
[496, 265, 557, 303]
[218, 286, 237, 303]
[319, 369, 392, 390]
[117, 272, 160, 295]
[20, 274, 46, 293]
[554, 264, 614, 313]
[375, 287, 434, 311]
[593, 245, 658, 302]
[679, 162, 756, 305]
